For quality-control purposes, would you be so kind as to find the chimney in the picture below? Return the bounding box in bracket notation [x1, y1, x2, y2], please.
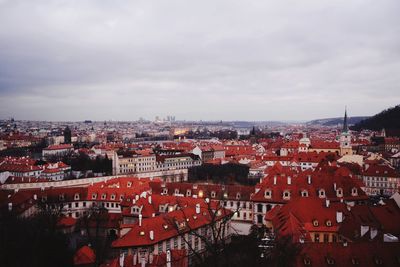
[139, 214, 142, 227]
[8, 202, 12, 211]
[307, 175, 312, 184]
[166, 250, 172, 267]
[148, 195, 152, 204]
[149, 230, 154, 240]
[119, 253, 125, 267]
[195, 203, 200, 214]
[287, 176, 291, 185]
[325, 199, 330, 208]
[336, 211, 343, 223]
[333, 183, 337, 190]
[273, 176, 277, 185]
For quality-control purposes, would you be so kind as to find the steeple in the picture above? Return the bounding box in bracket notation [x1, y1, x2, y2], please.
[342, 107, 349, 133]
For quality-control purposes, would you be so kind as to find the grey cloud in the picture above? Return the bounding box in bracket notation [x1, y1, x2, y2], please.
[0, 0, 400, 121]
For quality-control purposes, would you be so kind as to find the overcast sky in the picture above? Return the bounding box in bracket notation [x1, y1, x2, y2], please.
[0, 0, 399, 121]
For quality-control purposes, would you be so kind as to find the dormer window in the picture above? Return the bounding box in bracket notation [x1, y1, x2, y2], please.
[162, 188, 168, 195]
[92, 193, 97, 200]
[264, 189, 272, 199]
[127, 182, 132, 187]
[326, 220, 332, 227]
[313, 220, 319, 227]
[101, 193, 106, 200]
[319, 189, 326, 198]
[74, 193, 80, 201]
[351, 187, 358, 196]
[283, 190, 290, 200]
[236, 193, 241, 200]
[336, 188, 343, 197]
[326, 257, 335, 265]
[211, 191, 216, 198]
[301, 190, 308, 197]
[110, 194, 116, 200]
[174, 189, 179, 195]
[186, 190, 191, 197]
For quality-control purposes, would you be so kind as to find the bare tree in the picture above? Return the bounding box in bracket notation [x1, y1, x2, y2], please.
[164, 196, 239, 267]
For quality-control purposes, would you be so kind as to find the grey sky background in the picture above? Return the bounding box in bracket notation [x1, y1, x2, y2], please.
[0, 0, 399, 121]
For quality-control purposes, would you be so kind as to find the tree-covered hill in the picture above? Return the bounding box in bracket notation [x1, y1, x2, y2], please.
[351, 105, 400, 132]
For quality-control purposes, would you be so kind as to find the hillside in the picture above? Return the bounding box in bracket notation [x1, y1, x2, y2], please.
[307, 116, 368, 126]
[351, 105, 400, 132]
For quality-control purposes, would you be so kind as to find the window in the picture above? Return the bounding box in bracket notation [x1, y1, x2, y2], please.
[313, 220, 319, 227]
[74, 193, 80, 200]
[211, 191, 216, 198]
[75, 202, 79, 208]
[186, 190, 191, 197]
[303, 258, 311, 265]
[283, 190, 290, 200]
[158, 242, 163, 253]
[319, 189, 326, 198]
[326, 220, 332, 227]
[92, 193, 97, 200]
[83, 202, 86, 207]
[324, 234, 329, 243]
[101, 194, 106, 200]
[111, 194, 115, 200]
[336, 188, 343, 197]
[264, 189, 271, 198]
[257, 204, 263, 213]
[236, 193, 241, 200]
[314, 233, 320, 242]
[351, 188, 358, 196]
[301, 190, 308, 197]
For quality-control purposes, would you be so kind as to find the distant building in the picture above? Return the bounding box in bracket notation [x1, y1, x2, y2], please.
[64, 126, 72, 144]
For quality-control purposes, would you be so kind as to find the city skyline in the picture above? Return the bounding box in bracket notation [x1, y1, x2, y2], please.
[1, 0, 400, 121]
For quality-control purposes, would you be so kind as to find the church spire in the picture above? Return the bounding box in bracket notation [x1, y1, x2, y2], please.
[342, 107, 349, 133]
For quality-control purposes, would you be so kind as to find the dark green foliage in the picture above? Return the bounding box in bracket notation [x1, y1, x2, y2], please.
[60, 153, 112, 174]
[188, 163, 252, 185]
[351, 105, 400, 132]
[0, 213, 73, 267]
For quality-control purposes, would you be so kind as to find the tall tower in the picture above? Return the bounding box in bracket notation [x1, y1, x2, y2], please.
[339, 108, 352, 156]
[64, 126, 72, 144]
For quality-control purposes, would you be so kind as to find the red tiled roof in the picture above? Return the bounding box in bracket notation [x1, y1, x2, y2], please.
[74, 245, 96, 265]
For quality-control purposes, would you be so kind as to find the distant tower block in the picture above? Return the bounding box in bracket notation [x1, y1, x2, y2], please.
[339, 108, 353, 156]
[64, 126, 72, 144]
